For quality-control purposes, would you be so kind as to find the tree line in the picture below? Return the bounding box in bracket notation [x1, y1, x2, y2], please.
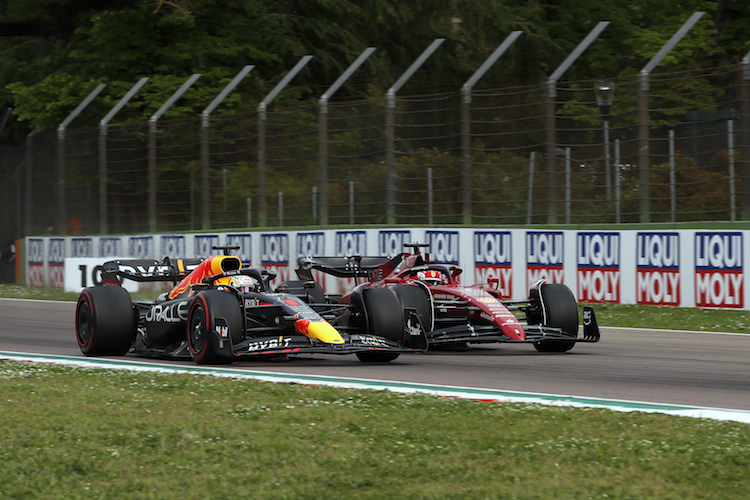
[0, 0, 747, 141]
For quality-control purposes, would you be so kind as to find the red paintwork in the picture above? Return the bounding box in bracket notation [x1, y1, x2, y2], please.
[342, 249, 526, 341]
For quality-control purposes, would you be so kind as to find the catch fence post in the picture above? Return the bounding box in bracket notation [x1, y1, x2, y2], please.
[148, 74, 201, 233]
[461, 31, 522, 225]
[319, 48, 375, 225]
[545, 21, 609, 224]
[56, 83, 106, 234]
[385, 38, 445, 224]
[201, 65, 254, 230]
[257, 56, 313, 227]
[637, 12, 705, 223]
[99, 77, 149, 234]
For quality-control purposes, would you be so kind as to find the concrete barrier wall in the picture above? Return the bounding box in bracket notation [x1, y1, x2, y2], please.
[24, 227, 746, 309]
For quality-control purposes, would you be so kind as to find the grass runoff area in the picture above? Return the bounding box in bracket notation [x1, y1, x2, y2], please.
[1, 284, 749, 498]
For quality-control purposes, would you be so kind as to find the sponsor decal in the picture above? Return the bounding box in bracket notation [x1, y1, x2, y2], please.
[129, 236, 154, 259]
[145, 301, 189, 323]
[426, 231, 459, 264]
[48, 238, 66, 288]
[28, 238, 44, 264]
[636, 232, 680, 306]
[28, 238, 45, 287]
[577, 232, 620, 303]
[261, 234, 290, 286]
[379, 230, 411, 256]
[48, 238, 66, 264]
[358, 335, 385, 347]
[194, 235, 218, 258]
[261, 234, 289, 264]
[99, 237, 122, 258]
[226, 234, 252, 265]
[71, 238, 93, 258]
[335, 231, 366, 257]
[296, 232, 325, 258]
[474, 231, 512, 298]
[161, 235, 187, 258]
[694, 232, 743, 308]
[526, 231, 564, 288]
[247, 337, 291, 352]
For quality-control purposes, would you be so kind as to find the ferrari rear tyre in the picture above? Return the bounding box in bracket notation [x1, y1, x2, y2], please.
[356, 287, 402, 362]
[533, 283, 578, 353]
[76, 286, 135, 356]
[187, 290, 242, 364]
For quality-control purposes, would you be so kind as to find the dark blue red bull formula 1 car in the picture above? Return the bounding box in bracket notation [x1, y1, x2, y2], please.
[75, 246, 425, 364]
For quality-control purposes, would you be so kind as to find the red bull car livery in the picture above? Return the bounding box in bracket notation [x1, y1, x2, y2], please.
[291, 243, 601, 352]
[75, 247, 425, 364]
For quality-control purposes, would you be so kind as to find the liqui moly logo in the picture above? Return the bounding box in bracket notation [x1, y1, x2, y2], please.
[261, 234, 289, 264]
[99, 237, 122, 258]
[379, 230, 411, 256]
[261, 234, 290, 286]
[161, 235, 187, 258]
[48, 238, 65, 288]
[636, 233, 680, 306]
[129, 236, 154, 259]
[526, 231, 563, 287]
[426, 231, 459, 264]
[27, 238, 45, 287]
[28, 238, 44, 265]
[335, 231, 366, 257]
[474, 232, 512, 298]
[48, 238, 66, 265]
[694, 232, 743, 308]
[227, 234, 252, 265]
[577, 232, 620, 303]
[296, 232, 325, 258]
[193, 235, 218, 258]
[71, 238, 93, 258]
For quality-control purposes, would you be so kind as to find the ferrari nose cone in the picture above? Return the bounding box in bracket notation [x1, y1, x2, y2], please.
[295, 319, 345, 344]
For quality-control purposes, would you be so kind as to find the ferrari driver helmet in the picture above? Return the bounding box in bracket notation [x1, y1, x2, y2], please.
[417, 270, 442, 285]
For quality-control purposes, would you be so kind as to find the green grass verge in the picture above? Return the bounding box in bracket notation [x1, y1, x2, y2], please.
[1, 361, 749, 499]
[2, 283, 749, 334]
[2, 285, 749, 497]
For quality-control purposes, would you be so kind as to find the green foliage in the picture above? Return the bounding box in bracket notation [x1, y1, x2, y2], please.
[3, 0, 747, 135]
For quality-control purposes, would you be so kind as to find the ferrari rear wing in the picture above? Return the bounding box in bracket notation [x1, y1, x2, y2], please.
[101, 257, 203, 283]
[296, 255, 398, 280]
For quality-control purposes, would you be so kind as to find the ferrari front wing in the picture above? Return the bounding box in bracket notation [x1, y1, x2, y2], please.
[426, 306, 601, 346]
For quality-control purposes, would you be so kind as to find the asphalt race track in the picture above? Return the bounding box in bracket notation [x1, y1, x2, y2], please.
[1, 298, 749, 412]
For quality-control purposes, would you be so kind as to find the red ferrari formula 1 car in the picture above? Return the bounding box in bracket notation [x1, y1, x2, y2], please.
[75, 246, 425, 365]
[288, 243, 600, 353]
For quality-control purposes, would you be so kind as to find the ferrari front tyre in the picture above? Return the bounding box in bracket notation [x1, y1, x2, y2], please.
[76, 286, 135, 356]
[187, 290, 242, 365]
[356, 287, 403, 363]
[392, 284, 433, 333]
[533, 283, 578, 353]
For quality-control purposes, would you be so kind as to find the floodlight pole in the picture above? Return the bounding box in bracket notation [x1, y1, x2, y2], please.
[98, 77, 149, 234]
[319, 47, 376, 226]
[461, 31, 522, 225]
[201, 65, 254, 230]
[385, 38, 445, 224]
[56, 83, 106, 233]
[638, 12, 704, 223]
[545, 21, 609, 224]
[257, 55, 313, 227]
[148, 74, 201, 232]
